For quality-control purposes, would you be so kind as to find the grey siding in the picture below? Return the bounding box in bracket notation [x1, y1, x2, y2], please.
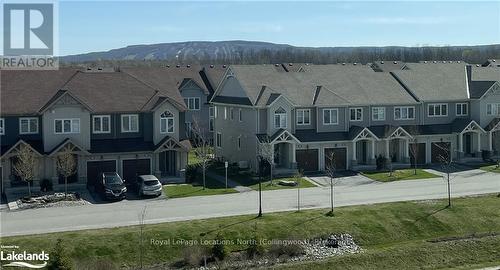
[180, 81, 211, 137]
[267, 96, 293, 135]
[152, 101, 181, 145]
[0, 116, 42, 146]
[476, 88, 500, 127]
[293, 107, 316, 131]
[422, 102, 463, 125]
[217, 75, 247, 98]
[316, 107, 348, 132]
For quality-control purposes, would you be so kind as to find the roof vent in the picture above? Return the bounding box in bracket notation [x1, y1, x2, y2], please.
[305, 63, 309, 66]
[353, 62, 357, 65]
[176, 64, 180, 68]
[433, 61, 437, 63]
[222, 65, 227, 68]
[274, 63, 280, 67]
[393, 61, 397, 64]
[342, 63, 346, 65]
[210, 64, 214, 68]
[442, 61, 446, 63]
[186, 64, 191, 68]
[166, 64, 170, 68]
[97, 67, 103, 71]
[380, 61, 384, 64]
[424, 61, 427, 63]
[289, 63, 293, 66]
[87, 67, 92, 71]
[457, 61, 461, 63]
[492, 59, 496, 62]
[476, 64, 480, 67]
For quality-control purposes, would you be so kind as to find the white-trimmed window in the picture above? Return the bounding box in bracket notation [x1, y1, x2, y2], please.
[296, 109, 311, 125]
[350, 108, 363, 121]
[216, 132, 222, 148]
[394, 106, 415, 120]
[184, 97, 200, 110]
[428, 104, 448, 117]
[92, 115, 111, 134]
[121, 114, 139, 133]
[486, 103, 500, 116]
[372, 107, 386, 121]
[323, 109, 338, 125]
[274, 107, 287, 128]
[55, 119, 80, 134]
[19, 117, 38, 134]
[160, 111, 174, 133]
[209, 107, 215, 132]
[230, 107, 234, 120]
[456, 103, 468, 116]
[239, 109, 243, 122]
[0, 118, 4, 135]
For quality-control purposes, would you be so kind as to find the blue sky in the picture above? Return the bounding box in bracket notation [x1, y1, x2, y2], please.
[59, 1, 500, 56]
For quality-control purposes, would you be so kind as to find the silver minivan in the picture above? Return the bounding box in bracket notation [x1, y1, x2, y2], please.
[136, 175, 162, 196]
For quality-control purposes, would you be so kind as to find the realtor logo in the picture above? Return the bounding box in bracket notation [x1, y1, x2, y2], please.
[3, 3, 53, 55]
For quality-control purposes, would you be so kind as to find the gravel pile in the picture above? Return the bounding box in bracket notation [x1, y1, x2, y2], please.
[302, 234, 361, 260]
[17, 192, 90, 210]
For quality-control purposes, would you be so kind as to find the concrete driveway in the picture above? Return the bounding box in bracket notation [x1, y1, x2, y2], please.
[307, 172, 374, 187]
[1, 169, 499, 237]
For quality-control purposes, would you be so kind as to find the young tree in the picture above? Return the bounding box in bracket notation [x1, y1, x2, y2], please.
[138, 206, 147, 270]
[56, 145, 77, 197]
[257, 138, 274, 186]
[13, 144, 37, 197]
[190, 117, 213, 190]
[324, 151, 338, 215]
[409, 138, 420, 175]
[436, 143, 453, 207]
[294, 169, 304, 212]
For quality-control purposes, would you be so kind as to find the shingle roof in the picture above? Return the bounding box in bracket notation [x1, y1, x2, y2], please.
[370, 61, 406, 72]
[293, 129, 349, 142]
[392, 62, 469, 101]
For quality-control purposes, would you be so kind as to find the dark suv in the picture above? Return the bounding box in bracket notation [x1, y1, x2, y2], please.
[95, 172, 127, 200]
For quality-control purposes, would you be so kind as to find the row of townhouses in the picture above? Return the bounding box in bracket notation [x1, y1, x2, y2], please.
[1, 60, 499, 194]
[0, 65, 224, 194]
[211, 61, 500, 173]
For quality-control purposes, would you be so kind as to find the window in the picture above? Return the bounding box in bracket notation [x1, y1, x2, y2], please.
[160, 111, 174, 133]
[372, 107, 385, 121]
[185, 122, 192, 137]
[323, 109, 338, 125]
[0, 118, 4, 135]
[209, 107, 215, 131]
[55, 119, 80, 134]
[428, 104, 448, 117]
[230, 107, 234, 120]
[19, 117, 38, 134]
[184, 97, 200, 110]
[216, 132, 222, 148]
[209, 107, 215, 118]
[213, 106, 217, 118]
[224, 107, 227, 120]
[296, 109, 311, 125]
[92, 115, 111, 134]
[274, 107, 287, 128]
[209, 118, 214, 132]
[350, 108, 363, 121]
[394, 107, 415, 120]
[456, 103, 468, 116]
[237, 136, 241, 150]
[121, 114, 139, 133]
[486, 103, 500, 116]
[239, 109, 243, 122]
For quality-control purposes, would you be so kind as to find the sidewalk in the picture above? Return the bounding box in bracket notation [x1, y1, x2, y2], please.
[206, 171, 253, 192]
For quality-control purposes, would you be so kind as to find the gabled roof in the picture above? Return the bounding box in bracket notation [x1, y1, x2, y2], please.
[154, 136, 191, 152]
[256, 129, 300, 144]
[293, 129, 349, 142]
[485, 118, 500, 131]
[47, 138, 90, 156]
[370, 61, 406, 72]
[348, 126, 380, 141]
[392, 62, 469, 101]
[482, 59, 500, 67]
[0, 139, 44, 158]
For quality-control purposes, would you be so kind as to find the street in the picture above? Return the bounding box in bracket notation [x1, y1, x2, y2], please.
[1, 169, 499, 237]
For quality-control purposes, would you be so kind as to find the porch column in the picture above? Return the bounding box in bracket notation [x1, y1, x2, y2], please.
[458, 133, 463, 160]
[370, 140, 376, 164]
[488, 132, 493, 152]
[351, 140, 357, 166]
[292, 143, 296, 163]
[476, 132, 482, 156]
[385, 139, 390, 158]
[404, 139, 410, 163]
[154, 152, 161, 178]
[51, 157, 58, 183]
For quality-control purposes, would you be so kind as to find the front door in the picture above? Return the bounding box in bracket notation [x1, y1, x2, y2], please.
[361, 141, 367, 164]
[160, 151, 177, 176]
[465, 134, 472, 155]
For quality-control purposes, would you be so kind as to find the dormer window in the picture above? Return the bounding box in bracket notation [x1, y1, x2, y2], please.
[160, 110, 174, 133]
[274, 107, 287, 129]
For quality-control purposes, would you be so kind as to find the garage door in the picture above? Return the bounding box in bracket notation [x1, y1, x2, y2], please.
[431, 142, 451, 163]
[122, 159, 151, 182]
[409, 143, 426, 165]
[324, 148, 347, 171]
[296, 149, 319, 172]
[86, 160, 116, 187]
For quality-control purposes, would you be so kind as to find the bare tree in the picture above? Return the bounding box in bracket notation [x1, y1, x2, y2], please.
[56, 145, 77, 197]
[409, 139, 420, 175]
[436, 143, 453, 207]
[294, 169, 304, 212]
[138, 206, 147, 270]
[257, 138, 274, 185]
[13, 144, 37, 197]
[324, 151, 338, 215]
[190, 117, 213, 190]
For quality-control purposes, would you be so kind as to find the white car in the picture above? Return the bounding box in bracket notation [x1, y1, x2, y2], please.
[136, 175, 162, 196]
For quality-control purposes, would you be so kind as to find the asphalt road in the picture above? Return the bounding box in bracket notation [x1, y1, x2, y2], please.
[1, 169, 499, 237]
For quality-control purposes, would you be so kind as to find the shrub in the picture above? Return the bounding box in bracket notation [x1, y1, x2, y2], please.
[185, 165, 198, 183]
[211, 234, 228, 261]
[39, 179, 53, 192]
[269, 242, 305, 258]
[48, 239, 73, 270]
[182, 245, 209, 267]
[482, 150, 492, 162]
[376, 155, 388, 171]
[246, 238, 265, 259]
[75, 259, 118, 270]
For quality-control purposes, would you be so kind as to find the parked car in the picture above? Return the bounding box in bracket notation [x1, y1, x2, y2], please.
[135, 175, 162, 197]
[95, 172, 127, 200]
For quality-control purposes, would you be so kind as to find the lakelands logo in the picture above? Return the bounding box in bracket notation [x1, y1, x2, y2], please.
[1, 0, 59, 70]
[0, 247, 49, 269]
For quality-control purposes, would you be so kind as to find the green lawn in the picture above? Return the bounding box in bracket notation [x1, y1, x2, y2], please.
[362, 169, 441, 182]
[2, 195, 499, 269]
[480, 164, 500, 173]
[248, 177, 316, 191]
[164, 176, 238, 198]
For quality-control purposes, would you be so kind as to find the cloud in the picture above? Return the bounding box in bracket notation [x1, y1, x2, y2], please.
[359, 16, 454, 25]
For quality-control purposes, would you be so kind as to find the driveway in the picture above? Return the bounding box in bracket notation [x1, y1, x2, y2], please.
[307, 171, 374, 187]
[1, 169, 499, 237]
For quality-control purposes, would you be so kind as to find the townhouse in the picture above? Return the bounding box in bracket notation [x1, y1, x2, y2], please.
[211, 62, 500, 173]
[0, 66, 222, 194]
